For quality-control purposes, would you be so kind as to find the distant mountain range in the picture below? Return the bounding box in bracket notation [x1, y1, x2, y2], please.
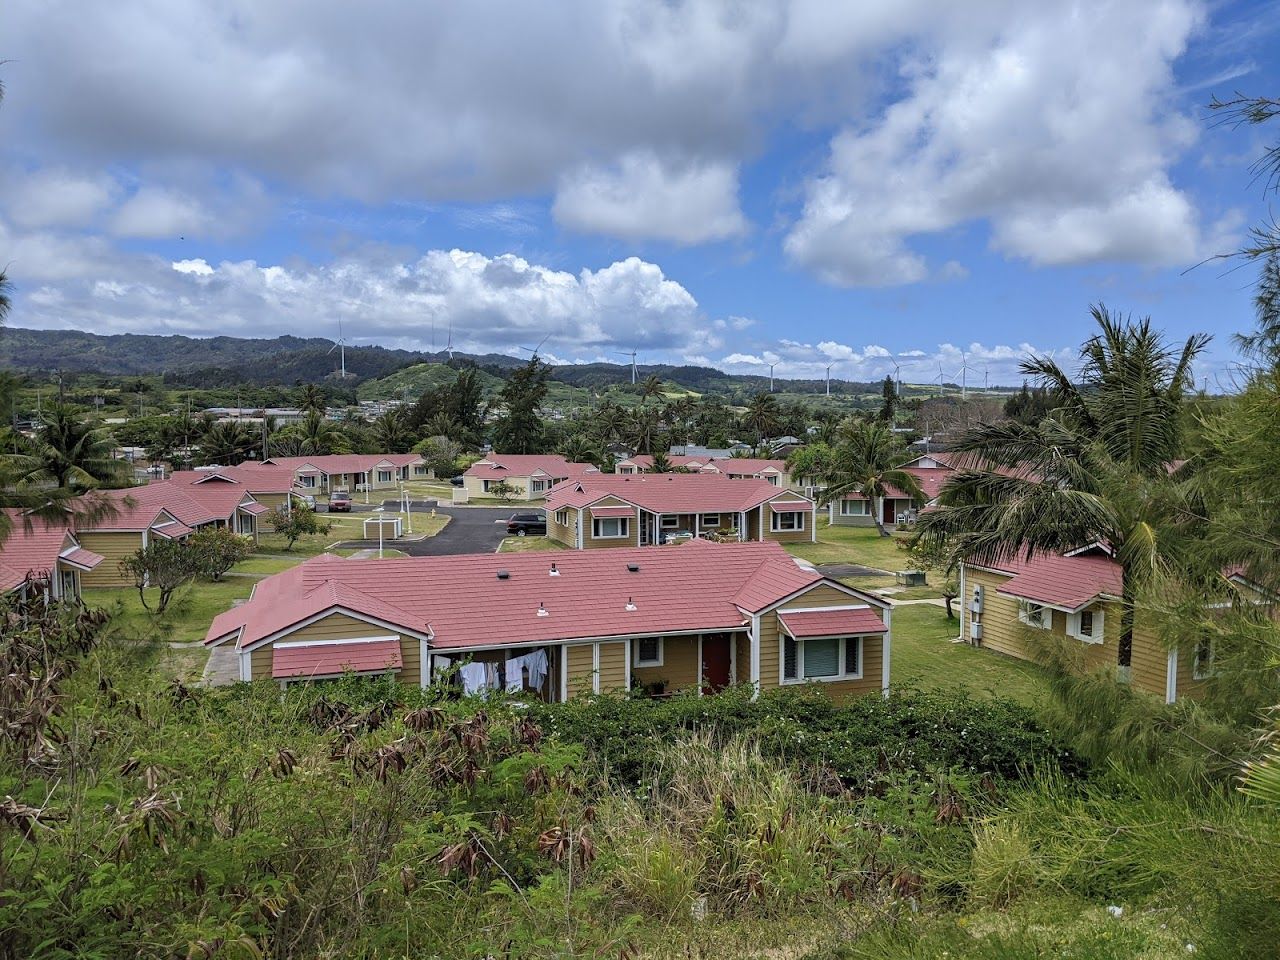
[0, 326, 937, 400]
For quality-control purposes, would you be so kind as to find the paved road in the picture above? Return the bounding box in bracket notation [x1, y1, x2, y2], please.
[335, 500, 519, 556]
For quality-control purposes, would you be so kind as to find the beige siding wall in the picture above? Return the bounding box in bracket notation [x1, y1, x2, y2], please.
[566, 643, 595, 697]
[250, 492, 290, 512]
[598, 641, 627, 692]
[546, 508, 578, 548]
[829, 502, 876, 527]
[1129, 618, 1170, 700]
[762, 503, 814, 543]
[632, 636, 701, 692]
[758, 583, 884, 701]
[583, 497, 640, 549]
[250, 646, 272, 680]
[77, 531, 144, 586]
[736, 633, 751, 684]
[1172, 637, 1207, 702]
[464, 475, 533, 499]
[277, 612, 383, 643]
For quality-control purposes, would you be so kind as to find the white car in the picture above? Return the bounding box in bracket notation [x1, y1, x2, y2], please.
[299, 494, 317, 509]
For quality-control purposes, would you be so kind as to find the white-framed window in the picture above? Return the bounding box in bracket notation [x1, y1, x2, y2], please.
[700, 514, 721, 527]
[839, 499, 869, 516]
[660, 515, 680, 529]
[554, 509, 569, 526]
[414, 464, 428, 476]
[1067, 607, 1103, 643]
[1017, 600, 1051, 630]
[633, 636, 663, 667]
[301, 474, 317, 488]
[771, 510, 805, 532]
[377, 470, 393, 483]
[782, 635, 861, 683]
[1193, 638, 1214, 680]
[767, 475, 779, 485]
[531, 479, 547, 493]
[592, 517, 630, 539]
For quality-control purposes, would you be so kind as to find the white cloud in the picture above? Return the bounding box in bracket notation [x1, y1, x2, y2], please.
[0, 168, 118, 229]
[785, 1, 1207, 285]
[553, 151, 747, 244]
[110, 186, 213, 238]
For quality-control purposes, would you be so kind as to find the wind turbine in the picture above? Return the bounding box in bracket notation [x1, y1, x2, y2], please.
[445, 323, 455, 361]
[768, 361, 777, 393]
[517, 333, 552, 360]
[983, 364, 990, 392]
[825, 363, 833, 398]
[936, 364, 947, 396]
[327, 320, 348, 379]
[892, 361, 903, 398]
[616, 349, 638, 385]
[957, 353, 973, 399]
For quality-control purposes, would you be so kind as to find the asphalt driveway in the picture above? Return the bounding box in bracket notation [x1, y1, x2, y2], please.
[333, 499, 520, 556]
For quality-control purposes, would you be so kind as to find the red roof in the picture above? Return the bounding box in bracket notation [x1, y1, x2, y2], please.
[981, 549, 1123, 611]
[779, 607, 886, 638]
[205, 541, 850, 653]
[622, 455, 786, 477]
[0, 509, 102, 592]
[546, 474, 811, 515]
[272, 638, 403, 679]
[465, 454, 597, 481]
[769, 501, 811, 513]
[588, 505, 634, 518]
[255, 454, 422, 476]
[172, 465, 298, 494]
[86, 469, 276, 533]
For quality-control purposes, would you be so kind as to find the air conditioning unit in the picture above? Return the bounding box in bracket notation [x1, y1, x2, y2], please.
[969, 622, 983, 643]
[970, 584, 984, 614]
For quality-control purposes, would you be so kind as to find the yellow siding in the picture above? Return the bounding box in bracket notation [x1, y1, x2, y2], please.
[566, 643, 595, 697]
[760, 583, 884, 695]
[814, 637, 883, 702]
[277, 612, 386, 644]
[546, 508, 578, 548]
[250, 646, 272, 680]
[399, 636, 421, 687]
[1172, 638, 1207, 702]
[583, 497, 640, 549]
[249, 492, 289, 512]
[598, 641, 627, 692]
[735, 634, 751, 684]
[76, 531, 144, 586]
[632, 636, 701, 692]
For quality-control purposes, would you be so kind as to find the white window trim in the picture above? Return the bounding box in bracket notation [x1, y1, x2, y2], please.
[592, 517, 630, 540]
[555, 509, 569, 526]
[839, 499, 869, 516]
[1066, 608, 1104, 643]
[770, 510, 805, 532]
[780, 635, 863, 684]
[659, 515, 680, 529]
[700, 514, 721, 527]
[1017, 600, 1051, 630]
[633, 636, 664, 667]
[377, 470, 393, 482]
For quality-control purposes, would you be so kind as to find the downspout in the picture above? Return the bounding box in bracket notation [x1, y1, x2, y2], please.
[881, 606, 892, 698]
[749, 613, 761, 698]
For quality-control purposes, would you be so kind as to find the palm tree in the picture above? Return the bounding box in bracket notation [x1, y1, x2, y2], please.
[742, 392, 779, 443]
[294, 410, 346, 456]
[371, 410, 412, 452]
[915, 305, 1208, 670]
[639, 375, 665, 403]
[298, 384, 327, 416]
[197, 420, 258, 465]
[8, 403, 126, 490]
[820, 421, 924, 537]
[629, 407, 663, 455]
[0, 269, 11, 327]
[591, 402, 628, 446]
[650, 450, 674, 473]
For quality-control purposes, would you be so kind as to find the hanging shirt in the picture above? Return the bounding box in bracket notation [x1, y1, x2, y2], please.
[504, 655, 527, 693]
[524, 649, 549, 691]
[459, 662, 488, 696]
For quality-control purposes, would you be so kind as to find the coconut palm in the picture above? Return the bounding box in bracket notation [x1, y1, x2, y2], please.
[0, 269, 11, 327]
[7, 403, 126, 490]
[742, 392, 779, 443]
[591, 402, 628, 446]
[639, 375, 665, 403]
[914, 305, 1209, 670]
[629, 407, 663, 455]
[293, 410, 347, 456]
[197, 420, 258, 465]
[371, 410, 413, 452]
[298, 384, 327, 416]
[820, 421, 924, 537]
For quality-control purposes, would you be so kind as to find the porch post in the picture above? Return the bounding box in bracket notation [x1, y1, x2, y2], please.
[881, 606, 892, 697]
[749, 614, 761, 698]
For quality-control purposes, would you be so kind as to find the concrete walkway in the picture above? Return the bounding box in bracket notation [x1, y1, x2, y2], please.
[202, 643, 239, 687]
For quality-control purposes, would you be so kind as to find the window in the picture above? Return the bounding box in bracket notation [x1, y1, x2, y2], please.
[771, 510, 805, 532]
[592, 517, 630, 539]
[634, 637, 663, 667]
[767, 475, 779, 485]
[1017, 600, 1051, 629]
[1067, 607, 1104, 643]
[555, 509, 569, 526]
[839, 499, 869, 516]
[700, 514, 721, 527]
[377, 470, 393, 483]
[531, 479, 547, 493]
[782, 635, 863, 683]
[1193, 638, 1214, 680]
[301, 474, 317, 488]
[660, 515, 680, 529]
[414, 465, 428, 476]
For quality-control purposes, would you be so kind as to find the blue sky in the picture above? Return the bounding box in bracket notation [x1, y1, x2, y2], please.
[1, 0, 1277, 388]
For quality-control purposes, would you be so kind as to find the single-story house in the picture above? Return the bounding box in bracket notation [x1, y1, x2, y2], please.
[544, 474, 816, 548]
[203, 540, 891, 701]
[0, 509, 104, 601]
[959, 545, 1244, 704]
[617, 454, 792, 488]
[827, 453, 962, 527]
[462, 454, 598, 501]
[251, 454, 426, 493]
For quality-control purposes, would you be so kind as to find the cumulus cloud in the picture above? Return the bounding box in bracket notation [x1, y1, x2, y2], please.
[785, 1, 1207, 284]
[553, 151, 747, 244]
[111, 186, 214, 238]
[0, 168, 118, 229]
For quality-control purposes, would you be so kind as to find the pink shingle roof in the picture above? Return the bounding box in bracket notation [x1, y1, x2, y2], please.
[0, 509, 102, 593]
[623, 455, 787, 477]
[272, 638, 403, 679]
[984, 549, 1123, 611]
[465, 454, 596, 481]
[545, 474, 811, 515]
[256, 454, 422, 475]
[779, 608, 885, 638]
[206, 541, 835, 652]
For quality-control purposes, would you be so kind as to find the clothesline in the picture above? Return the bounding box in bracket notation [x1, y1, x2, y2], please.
[433, 647, 550, 697]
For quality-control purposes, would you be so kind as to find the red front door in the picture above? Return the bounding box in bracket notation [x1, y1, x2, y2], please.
[701, 634, 732, 693]
[883, 498, 895, 524]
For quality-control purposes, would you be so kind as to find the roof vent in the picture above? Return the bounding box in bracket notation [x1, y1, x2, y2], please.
[625, 596, 637, 612]
[496, 570, 510, 580]
[549, 562, 560, 577]
[626, 563, 640, 573]
[537, 601, 549, 617]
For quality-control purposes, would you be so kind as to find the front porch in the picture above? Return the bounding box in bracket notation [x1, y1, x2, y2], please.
[628, 631, 750, 697]
[637, 511, 747, 545]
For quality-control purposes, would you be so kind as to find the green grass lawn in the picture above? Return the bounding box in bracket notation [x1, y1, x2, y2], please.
[497, 536, 566, 553]
[84, 577, 257, 648]
[786, 518, 914, 570]
[889, 603, 1049, 706]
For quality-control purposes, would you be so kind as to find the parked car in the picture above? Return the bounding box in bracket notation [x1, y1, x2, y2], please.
[506, 513, 546, 537]
[329, 491, 352, 512]
[449, 475, 464, 486]
[298, 494, 317, 510]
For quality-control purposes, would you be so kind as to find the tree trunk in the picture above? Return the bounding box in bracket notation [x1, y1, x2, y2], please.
[943, 594, 954, 619]
[873, 498, 891, 538]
